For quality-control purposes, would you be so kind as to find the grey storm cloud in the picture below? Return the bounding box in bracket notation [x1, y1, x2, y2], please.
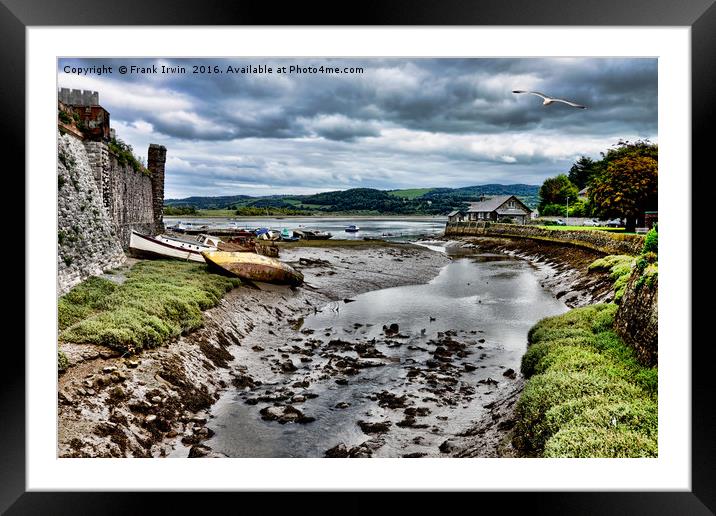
[58, 57, 657, 198]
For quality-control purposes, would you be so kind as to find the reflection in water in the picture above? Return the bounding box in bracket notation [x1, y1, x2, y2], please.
[194, 251, 568, 458]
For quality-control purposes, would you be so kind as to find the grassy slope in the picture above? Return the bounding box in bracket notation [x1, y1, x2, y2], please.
[386, 188, 435, 199]
[513, 304, 657, 457]
[59, 260, 240, 355]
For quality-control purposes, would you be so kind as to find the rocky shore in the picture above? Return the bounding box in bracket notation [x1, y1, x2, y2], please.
[58, 236, 614, 458]
[58, 243, 449, 457]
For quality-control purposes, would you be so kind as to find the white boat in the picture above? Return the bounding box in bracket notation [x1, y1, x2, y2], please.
[129, 230, 218, 262]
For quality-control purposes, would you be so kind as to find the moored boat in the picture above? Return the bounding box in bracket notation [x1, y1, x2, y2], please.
[129, 231, 217, 262]
[280, 228, 300, 242]
[294, 229, 332, 240]
[201, 251, 304, 286]
[345, 224, 360, 233]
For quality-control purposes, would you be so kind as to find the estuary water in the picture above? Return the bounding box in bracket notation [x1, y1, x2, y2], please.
[163, 216, 447, 241]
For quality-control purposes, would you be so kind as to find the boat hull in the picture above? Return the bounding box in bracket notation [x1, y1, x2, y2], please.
[201, 251, 304, 286]
[129, 231, 213, 263]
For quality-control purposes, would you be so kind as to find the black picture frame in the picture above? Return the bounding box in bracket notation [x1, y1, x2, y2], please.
[5, 0, 713, 513]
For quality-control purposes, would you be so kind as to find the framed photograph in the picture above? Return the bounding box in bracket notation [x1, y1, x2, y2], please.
[7, 0, 713, 512]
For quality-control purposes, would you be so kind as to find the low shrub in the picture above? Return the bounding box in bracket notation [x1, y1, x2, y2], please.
[513, 304, 658, 457]
[642, 227, 658, 255]
[58, 260, 240, 354]
[58, 351, 69, 373]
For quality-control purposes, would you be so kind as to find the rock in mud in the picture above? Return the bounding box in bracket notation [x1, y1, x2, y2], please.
[502, 368, 516, 379]
[335, 402, 351, 409]
[439, 438, 459, 454]
[280, 360, 297, 373]
[357, 420, 392, 434]
[374, 391, 409, 409]
[325, 443, 349, 458]
[188, 444, 212, 458]
[259, 405, 315, 424]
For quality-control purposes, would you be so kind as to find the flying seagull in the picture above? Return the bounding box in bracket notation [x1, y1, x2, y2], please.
[512, 90, 587, 109]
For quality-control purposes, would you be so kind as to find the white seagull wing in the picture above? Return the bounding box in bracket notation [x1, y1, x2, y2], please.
[513, 90, 549, 100]
[551, 97, 587, 109]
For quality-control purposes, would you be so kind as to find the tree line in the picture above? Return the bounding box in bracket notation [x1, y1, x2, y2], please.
[538, 139, 657, 232]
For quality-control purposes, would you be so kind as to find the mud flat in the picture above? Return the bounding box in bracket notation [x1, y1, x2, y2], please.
[57, 243, 449, 457]
[58, 237, 614, 458]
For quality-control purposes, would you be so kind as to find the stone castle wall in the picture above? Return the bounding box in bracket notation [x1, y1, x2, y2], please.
[58, 132, 165, 294]
[58, 133, 126, 294]
[444, 221, 645, 256]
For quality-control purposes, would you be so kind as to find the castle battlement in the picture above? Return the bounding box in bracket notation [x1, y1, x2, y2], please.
[59, 88, 99, 106]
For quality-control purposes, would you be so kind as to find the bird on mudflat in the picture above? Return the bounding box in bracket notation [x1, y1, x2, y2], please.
[512, 90, 587, 109]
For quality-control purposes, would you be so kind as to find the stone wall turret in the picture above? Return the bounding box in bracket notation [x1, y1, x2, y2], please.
[148, 144, 166, 234]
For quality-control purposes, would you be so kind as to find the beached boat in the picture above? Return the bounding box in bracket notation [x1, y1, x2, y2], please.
[129, 231, 217, 262]
[294, 229, 332, 240]
[345, 225, 360, 233]
[280, 228, 300, 242]
[201, 251, 304, 286]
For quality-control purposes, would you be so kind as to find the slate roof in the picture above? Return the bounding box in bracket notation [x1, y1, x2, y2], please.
[447, 210, 463, 217]
[467, 195, 532, 213]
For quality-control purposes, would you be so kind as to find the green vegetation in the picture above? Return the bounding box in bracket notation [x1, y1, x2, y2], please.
[387, 188, 435, 199]
[538, 174, 578, 214]
[514, 304, 658, 457]
[588, 255, 636, 301]
[538, 140, 658, 231]
[535, 225, 628, 233]
[642, 226, 658, 255]
[58, 351, 69, 373]
[58, 110, 72, 124]
[109, 138, 150, 176]
[163, 184, 540, 215]
[235, 206, 306, 216]
[58, 261, 240, 355]
[163, 205, 198, 216]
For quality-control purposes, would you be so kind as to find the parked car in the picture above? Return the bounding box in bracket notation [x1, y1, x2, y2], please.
[583, 219, 598, 227]
[604, 218, 623, 227]
[554, 219, 567, 226]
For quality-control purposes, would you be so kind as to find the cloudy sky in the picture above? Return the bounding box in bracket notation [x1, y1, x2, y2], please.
[58, 58, 657, 199]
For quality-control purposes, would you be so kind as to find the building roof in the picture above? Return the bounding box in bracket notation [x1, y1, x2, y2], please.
[467, 195, 532, 213]
[578, 187, 589, 195]
[495, 208, 530, 216]
[447, 210, 463, 217]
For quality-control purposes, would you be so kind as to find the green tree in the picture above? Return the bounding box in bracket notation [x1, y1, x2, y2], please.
[590, 155, 657, 232]
[568, 156, 599, 190]
[538, 175, 578, 213]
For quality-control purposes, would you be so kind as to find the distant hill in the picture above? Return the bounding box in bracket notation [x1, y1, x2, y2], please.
[164, 195, 254, 210]
[165, 184, 539, 214]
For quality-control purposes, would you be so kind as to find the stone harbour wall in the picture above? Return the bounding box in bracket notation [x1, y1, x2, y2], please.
[614, 268, 658, 367]
[444, 221, 645, 256]
[58, 134, 125, 294]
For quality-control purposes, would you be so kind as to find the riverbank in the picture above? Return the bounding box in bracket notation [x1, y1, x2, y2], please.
[58, 235, 619, 458]
[58, 242, 449, 457]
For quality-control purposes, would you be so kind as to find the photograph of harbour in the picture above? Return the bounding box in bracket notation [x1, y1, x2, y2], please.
[57, 58, 658, 458]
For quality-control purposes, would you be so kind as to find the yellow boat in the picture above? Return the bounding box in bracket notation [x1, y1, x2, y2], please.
[201, 251, 304, 286]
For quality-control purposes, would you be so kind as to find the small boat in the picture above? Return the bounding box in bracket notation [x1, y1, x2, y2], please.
[294, 229, 332, 240]
[202, 251, 304, 286]
[256, 228, 280, 241]
[280, 228, 300, 242]
[345, 225, 360, 233]
[129, 231, 217, 262]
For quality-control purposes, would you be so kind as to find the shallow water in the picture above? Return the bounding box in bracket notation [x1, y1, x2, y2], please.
[164, 216, 447, 241]
[181, 249, 568, 458]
